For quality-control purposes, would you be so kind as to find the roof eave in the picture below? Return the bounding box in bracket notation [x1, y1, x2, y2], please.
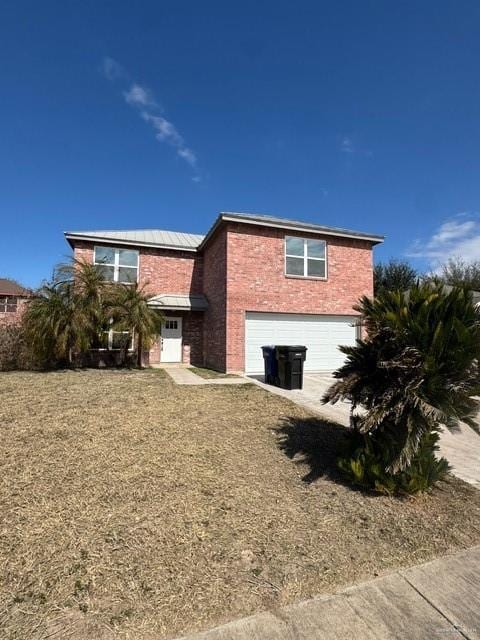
[198, 213, 384, 250]
[148, 304, 207, 311]
[64, 233, 199, 253]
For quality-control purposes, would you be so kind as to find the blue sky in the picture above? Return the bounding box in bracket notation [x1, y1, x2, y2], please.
[2, 1, 480, 287]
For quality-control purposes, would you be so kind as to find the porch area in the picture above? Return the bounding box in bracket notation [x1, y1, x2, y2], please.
[146, 294, 207, 367]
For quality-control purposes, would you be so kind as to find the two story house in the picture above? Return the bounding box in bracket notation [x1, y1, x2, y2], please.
[65, 212, 384, 373]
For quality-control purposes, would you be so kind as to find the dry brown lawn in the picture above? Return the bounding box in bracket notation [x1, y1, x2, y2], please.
[1, 369, 479, 640]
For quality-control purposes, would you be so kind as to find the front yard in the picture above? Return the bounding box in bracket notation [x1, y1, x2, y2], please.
[1, 370, 479, 639]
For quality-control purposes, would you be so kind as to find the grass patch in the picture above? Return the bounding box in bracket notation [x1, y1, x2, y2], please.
[189, 366, 239, 379]
[1, 369, 479, 639]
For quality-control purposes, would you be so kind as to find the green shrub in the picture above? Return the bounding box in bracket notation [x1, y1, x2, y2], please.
[324, 283, 480, 494]
[338, 429, 450, 495]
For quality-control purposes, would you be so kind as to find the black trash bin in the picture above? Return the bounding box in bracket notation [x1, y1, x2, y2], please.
[276, 345, 307, 390]
[261, 345, 279, 385]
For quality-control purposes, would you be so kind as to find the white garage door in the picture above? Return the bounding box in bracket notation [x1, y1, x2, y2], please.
[245, 312, 359, 374]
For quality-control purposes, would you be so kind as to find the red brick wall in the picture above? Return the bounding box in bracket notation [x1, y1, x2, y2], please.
[140, 247, 203, 296]
[0, 297, 29, 327]
[224, 223, 374, 372]
[201, 227, 227, 371]
[73, 242, 203, 296]
[72, 241, 204, 365]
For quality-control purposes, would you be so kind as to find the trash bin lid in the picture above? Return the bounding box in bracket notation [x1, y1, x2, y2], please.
[275, 345, 307, 351]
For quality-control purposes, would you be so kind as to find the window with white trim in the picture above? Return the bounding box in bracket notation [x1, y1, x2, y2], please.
[105, 329, 134, 351]
[94, 246, 139, 283]
[93, 323, 134, 351]
[0, 296, 18, 313]
[285, 236, 327, 278]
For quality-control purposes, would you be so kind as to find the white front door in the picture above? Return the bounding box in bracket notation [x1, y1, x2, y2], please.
[160, 317, 183, 362]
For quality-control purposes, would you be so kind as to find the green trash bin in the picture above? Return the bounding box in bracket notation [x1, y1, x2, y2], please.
[275, 345, 307, 390]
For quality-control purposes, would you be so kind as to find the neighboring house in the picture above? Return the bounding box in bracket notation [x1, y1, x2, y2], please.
[65, 212, 384, 373]
[441, 284, 480, 307]
[0, 279, 31, 326]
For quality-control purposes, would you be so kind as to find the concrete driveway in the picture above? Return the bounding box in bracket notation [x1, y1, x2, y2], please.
[251, 373, 480, 488]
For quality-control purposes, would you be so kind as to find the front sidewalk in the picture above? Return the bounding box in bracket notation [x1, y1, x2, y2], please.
[178, 545, 480, 639]
[157, 365, 251, 386]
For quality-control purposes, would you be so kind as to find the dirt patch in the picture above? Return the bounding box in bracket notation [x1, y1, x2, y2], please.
[1, 369, 479, 639]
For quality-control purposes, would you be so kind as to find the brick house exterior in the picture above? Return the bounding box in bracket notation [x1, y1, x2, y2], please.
[65, 212, 383, 373]
[0, 279, 31, 327]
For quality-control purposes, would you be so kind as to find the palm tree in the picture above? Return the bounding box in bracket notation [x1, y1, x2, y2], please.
[23, 282, 92, 365]
[323, 283, 480, 480]
[55, 259, 107, 330]
[106, 283, 163, 367]
[23, 259, 107, 367]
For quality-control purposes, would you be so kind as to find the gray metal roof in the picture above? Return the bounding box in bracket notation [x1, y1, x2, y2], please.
[65, 212, 384, 253]
[217, 212, 384, 244]
[148, 294, 208, 311]
[65, 229, 204, 251]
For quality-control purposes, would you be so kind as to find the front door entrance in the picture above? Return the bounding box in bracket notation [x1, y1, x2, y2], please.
[160, 317, 183, 362]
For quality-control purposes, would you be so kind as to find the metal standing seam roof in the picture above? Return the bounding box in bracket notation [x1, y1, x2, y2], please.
[198, 212, 385, 247]
[65, 212, 384, 252]
[148, 294, 208, 311]
[64, 229, 205, 251]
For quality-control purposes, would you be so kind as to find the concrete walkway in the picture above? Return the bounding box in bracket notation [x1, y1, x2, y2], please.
[161, 366, 251, 386]
[251, 373, 480, 488]
[178, 545, 480, 639]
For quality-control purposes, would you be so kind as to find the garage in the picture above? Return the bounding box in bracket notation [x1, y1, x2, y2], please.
[245, 312, 359, 374]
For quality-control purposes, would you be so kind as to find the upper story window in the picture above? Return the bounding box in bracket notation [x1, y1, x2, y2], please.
[0, 296, 17, 313]
[285, 236, 327, 278]
[94, 246, 139, 284]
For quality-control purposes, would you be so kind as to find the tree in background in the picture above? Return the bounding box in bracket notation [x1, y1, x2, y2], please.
[374, 259, 418, 296]
[323, 283, 480, 494]
[434, 258, 480, 291]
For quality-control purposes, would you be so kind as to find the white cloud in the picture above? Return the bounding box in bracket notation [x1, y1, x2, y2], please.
[141, 112, 197, 167]
[101, 57, 200, 179]
[123, 84, 156, 107]
[407, 214, 480, 265]
[339, 135, 372, 158]
[341, 136, 354, 153]
[177, 147, 197, 167]
[101, 57, 124, 81]
[430, 220, 476, 245]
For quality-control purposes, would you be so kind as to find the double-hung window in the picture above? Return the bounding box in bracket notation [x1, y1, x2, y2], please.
[102, 329, 134, 351]
[0, 296, 17, 313]
[285, 236, 327, 278]
[93, 320, 134, 351]
[94, 246, 139, 283]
